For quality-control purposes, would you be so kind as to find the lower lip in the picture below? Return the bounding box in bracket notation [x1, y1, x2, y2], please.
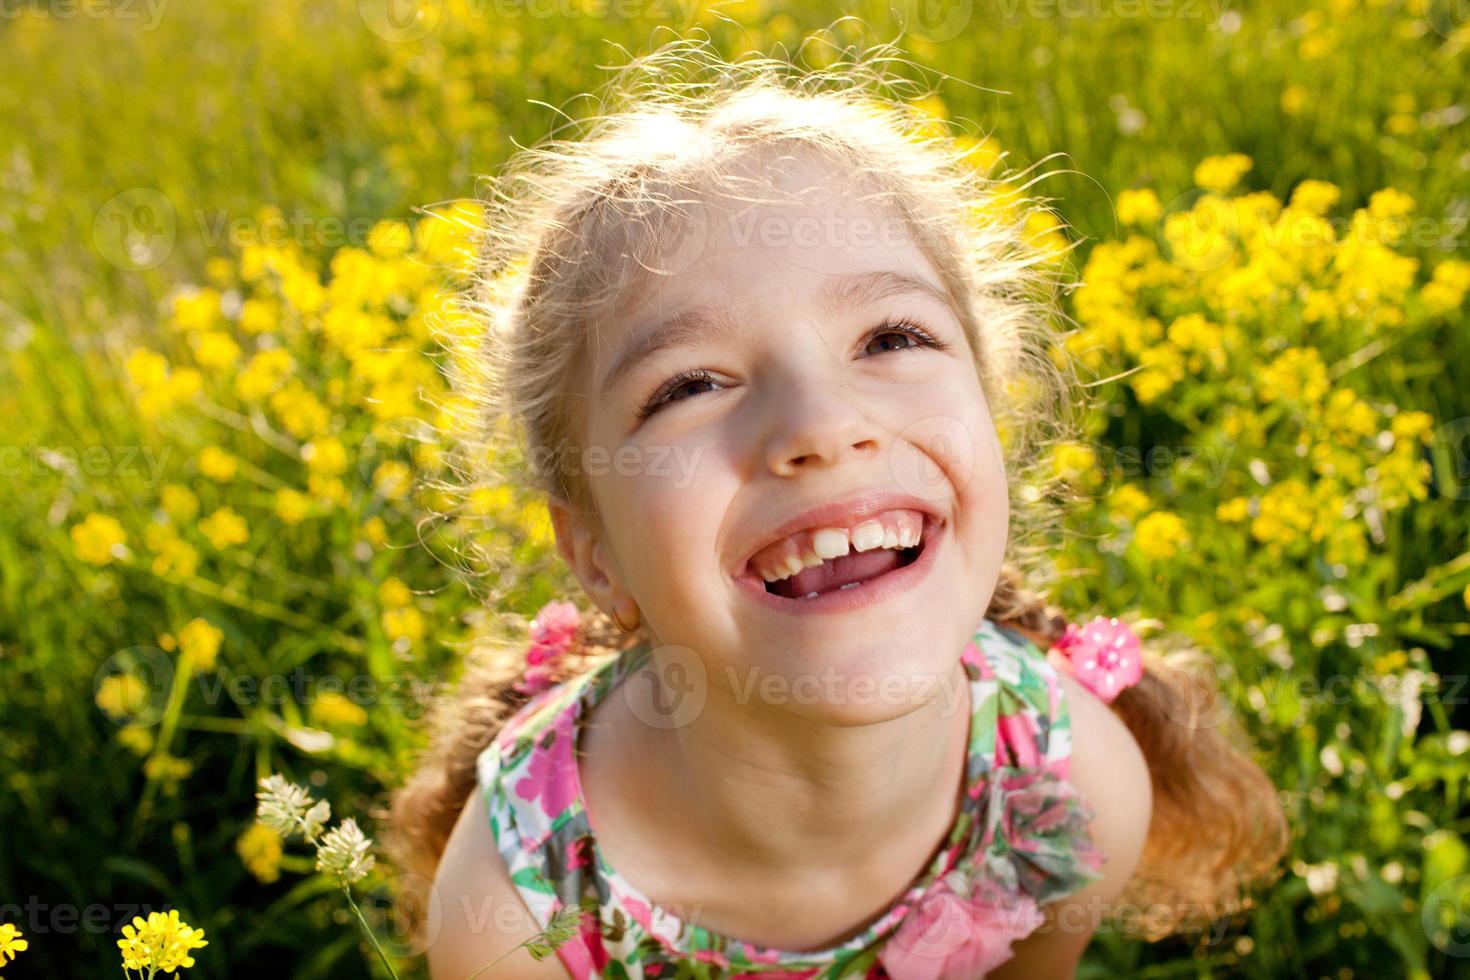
[732, 517, 946, 616]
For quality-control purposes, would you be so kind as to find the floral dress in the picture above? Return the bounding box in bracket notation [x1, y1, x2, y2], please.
[475, 617, 1108, 979]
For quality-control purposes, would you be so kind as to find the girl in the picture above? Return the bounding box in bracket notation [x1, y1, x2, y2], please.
[387, 36, 1288, 979]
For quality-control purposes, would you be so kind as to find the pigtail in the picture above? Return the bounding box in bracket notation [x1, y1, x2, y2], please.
[380, 604, 642, 933]
[986, 562, 1290, 943]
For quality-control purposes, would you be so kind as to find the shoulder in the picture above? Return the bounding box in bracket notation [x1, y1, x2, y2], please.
[428, 785, 572, 980]
[1056, 666, 1153, 901]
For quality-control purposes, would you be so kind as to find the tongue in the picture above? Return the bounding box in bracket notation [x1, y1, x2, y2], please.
[773, 548, 903, 599]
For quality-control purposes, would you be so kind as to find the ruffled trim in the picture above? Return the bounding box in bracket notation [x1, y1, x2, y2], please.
[876, 766, 1107, 979]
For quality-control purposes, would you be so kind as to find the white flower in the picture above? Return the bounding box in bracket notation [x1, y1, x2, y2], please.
[255, 774, 331, 841]
[316, 818, 376, 885]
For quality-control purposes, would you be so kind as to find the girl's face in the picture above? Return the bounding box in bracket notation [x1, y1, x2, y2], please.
[557, 157, 1010, 724]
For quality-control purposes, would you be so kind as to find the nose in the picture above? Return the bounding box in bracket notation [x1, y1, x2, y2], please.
[763, 373, 882, 477]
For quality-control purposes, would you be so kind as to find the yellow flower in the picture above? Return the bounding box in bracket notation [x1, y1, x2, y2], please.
[0, 922, 27, 968]
[519, 501, 555, 548]
[148, 529, 201, 578]
[198, 446, 238, 482]
[382, 606, 425, 643]
[178, 618, 223, 673]
[1193, 153, 1253, 193]
[1368, 188, 1415, 221]
[1289, 180, 1341, 216]
[235, 349, 294, 402]
[236, 823, 284, 884]
[310, 691, 368, 729]
[303, 437, 348, 476]
[205, 255, 234, 287]
[367, 219, 412, 259]
[1135, 511, 1190, 560]
[1216, 496, 1250, 523]
[1281, 84, 1308, 115]
[1252, 479, 1316, 546]
[144, 753, 195, 784]
[71, 513, 127, 565]
[1108, 484, 1151, 521]
[379, 577, 412, 608]
[372, 460, 413, 500]
[117, 909, 208, 973]
[191, 330, 240, 370]
[126, 348, 170, 390]
[170, 288, 221, 333]
[118, 727, 154, 756]
[1463, 583, 1470, 613]
[96, 673, 149, 720]
[1260, 347, 1330, 405]
[274, 488, 312, 525]
[238, 297, 276, 335]
[1389, 411, 1433, 444]
[161, 484, 200, 521]
[1115, 188, 1163, 228]
[1050, 442, 1099, 486]
[361, 516, 388, 548]
[199, 507, 249, 549]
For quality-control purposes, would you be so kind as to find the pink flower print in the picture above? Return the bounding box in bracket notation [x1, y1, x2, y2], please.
[513, 709, 578, 819]
[1049, 616, 1143, 704]
[994, 711, 1042, 769]
[526, 904, 600, 980]
[961, 640, 995, 680]
[878, 876, 1044, 980]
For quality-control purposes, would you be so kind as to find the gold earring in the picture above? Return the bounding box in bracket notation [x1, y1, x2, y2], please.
[612, 602, 640, 632]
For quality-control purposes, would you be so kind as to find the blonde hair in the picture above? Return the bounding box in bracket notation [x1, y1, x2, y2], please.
[385, 30, 1286, 947]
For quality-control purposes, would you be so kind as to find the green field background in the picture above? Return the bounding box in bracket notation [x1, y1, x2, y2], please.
[1, 0, 1468, 976]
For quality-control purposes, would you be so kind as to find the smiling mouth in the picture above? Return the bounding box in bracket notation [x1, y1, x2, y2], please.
[764, 539, 924, 599]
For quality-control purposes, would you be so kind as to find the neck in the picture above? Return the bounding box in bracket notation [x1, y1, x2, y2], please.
[645, 653, 974, 878]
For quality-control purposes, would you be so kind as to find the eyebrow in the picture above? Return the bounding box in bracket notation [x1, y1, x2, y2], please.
[598, 269, 953, 398]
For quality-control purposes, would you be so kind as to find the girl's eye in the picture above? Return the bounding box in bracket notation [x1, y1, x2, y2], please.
[637, 369, 721, 419]
[636, 317, 948, 420]
[863, 317, 948, 357]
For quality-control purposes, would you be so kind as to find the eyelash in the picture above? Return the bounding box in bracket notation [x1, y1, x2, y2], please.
[634, 317, 950, 420]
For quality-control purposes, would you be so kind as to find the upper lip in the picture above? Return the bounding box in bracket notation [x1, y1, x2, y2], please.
[729, 489, 947, 578]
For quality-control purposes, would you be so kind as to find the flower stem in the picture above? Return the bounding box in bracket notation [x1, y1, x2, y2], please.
[342, 884, 400, 980]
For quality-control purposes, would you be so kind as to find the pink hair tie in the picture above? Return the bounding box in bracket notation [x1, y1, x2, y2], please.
[1049, 616, 1143, 704]
[511, 600, 583, 696]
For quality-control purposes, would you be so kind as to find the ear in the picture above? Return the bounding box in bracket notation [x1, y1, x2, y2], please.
[547, 495, 633, 620]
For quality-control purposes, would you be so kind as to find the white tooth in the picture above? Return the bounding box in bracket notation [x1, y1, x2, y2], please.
[784, 555, 804, 577]
[882, 527, 899, 550]
[839, 581, 861, 590]
[850, 520, 884, 552]
[812, 527, 850, 560]
[801, 550, 824, 568]
[803, 591, 820, 599]
[899, 526, 918, 549]
[760, 565, 788, 584]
